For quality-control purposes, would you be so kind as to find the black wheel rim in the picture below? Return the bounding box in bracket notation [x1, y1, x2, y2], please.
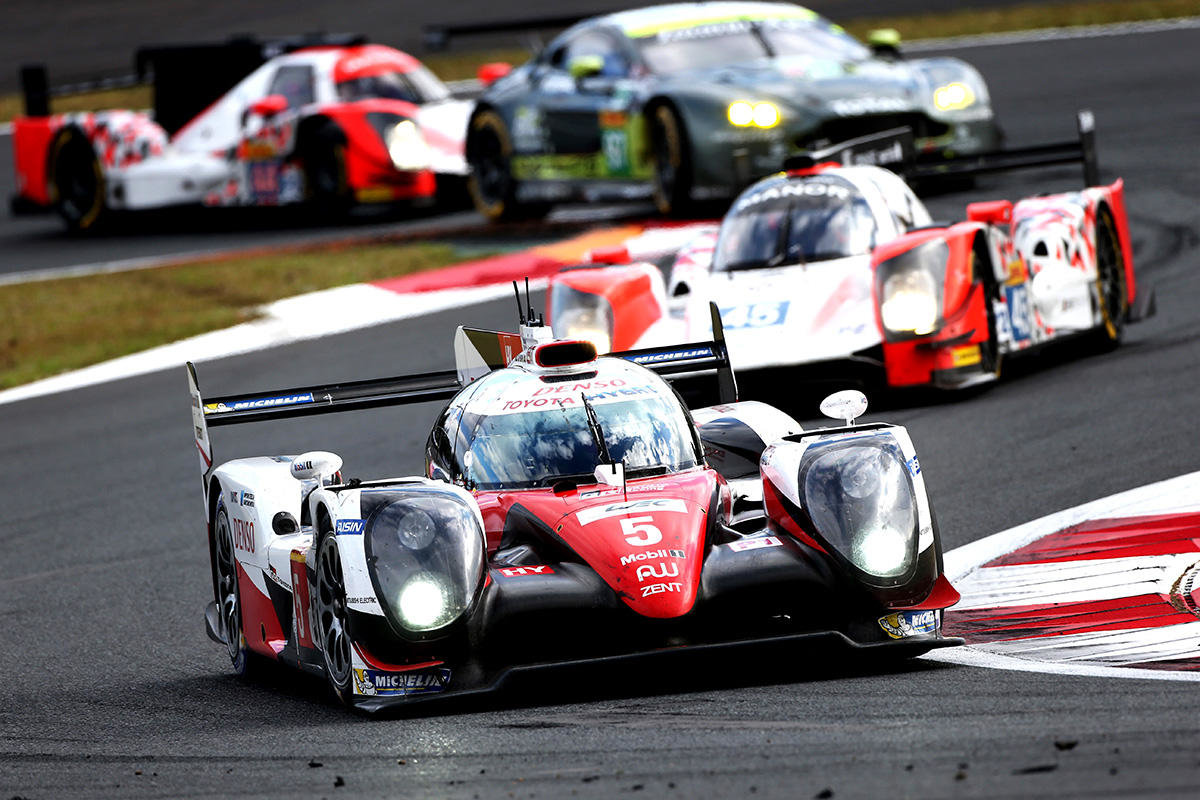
[1096, 214, 1126, 331]
[316, 536, 352, 687]
[56, 138, 98, 222]
[652, 121, 677, 201]
[214, 511, 242, 665]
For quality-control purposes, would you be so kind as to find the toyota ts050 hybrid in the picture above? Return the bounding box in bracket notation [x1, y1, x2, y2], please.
[12, 36, 470, 231]
[464, 0, 1001, 220]
[188, 304, 960, 712]
[549, 115, 1154, 392]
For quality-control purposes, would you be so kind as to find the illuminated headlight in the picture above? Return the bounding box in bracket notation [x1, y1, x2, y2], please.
[880, 271, 939, 335]
[550, 283, 615, 354]
[385, 120, 431, 171]
[365, 491, 485, 637]
[802, 437, 918, 583]
[728, 101, 780, 129]
[933, 82, 976, 112]
[396, 572, 454, 631]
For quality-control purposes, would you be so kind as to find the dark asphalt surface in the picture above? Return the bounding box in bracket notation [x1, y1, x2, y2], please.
[4, 22, 1200, 800]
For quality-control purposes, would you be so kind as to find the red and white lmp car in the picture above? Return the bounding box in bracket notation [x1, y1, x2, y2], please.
[550, 116, 1154, 391]
[11, 41, 470, 231]
[187, 307, 960, 712]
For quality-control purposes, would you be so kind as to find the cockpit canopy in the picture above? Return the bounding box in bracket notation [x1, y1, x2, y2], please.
[427, 359, 701, 490]
[712, 173, 877, 271]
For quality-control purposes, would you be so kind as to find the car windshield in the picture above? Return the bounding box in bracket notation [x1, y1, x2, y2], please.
[336, 66, 449, 103]
[458, 394, 699, 490]
[633, 21, 769, 73]
[758, 18, 869, 61]
[713, 177, 877, 270]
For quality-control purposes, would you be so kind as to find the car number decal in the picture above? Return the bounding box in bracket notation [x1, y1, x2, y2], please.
[1004, 284, 1033, 343]
[719, 301, 789, 330]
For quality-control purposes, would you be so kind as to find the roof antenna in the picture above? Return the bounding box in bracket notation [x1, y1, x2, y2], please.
[524, 277, 540, 326]
[512, 280, 525, 326]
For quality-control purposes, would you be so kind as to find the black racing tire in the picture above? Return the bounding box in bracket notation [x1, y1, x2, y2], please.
[649, 104, 694, 217]
[213, 505, 262, 678]
[301, 126, 352, 217]
[48, 126, 107, 232]
[1091, 206, 1129, 352]
[466, 110, 549, 222]
[314, 529, 354, 703]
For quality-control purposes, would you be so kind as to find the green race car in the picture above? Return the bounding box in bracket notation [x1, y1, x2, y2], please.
[466, 1, 1002, 220]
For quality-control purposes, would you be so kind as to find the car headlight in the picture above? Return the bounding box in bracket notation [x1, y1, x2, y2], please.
[550, 283, 615, 353]
[385, 119, 431, 171]
[364, 490, 484, 636]
[801, 435, 918, 584]
[880, 270, 939, 335]
[933, 82, 976, 112]
[875, 239, 948, 339]
[728, 101, 780, 129]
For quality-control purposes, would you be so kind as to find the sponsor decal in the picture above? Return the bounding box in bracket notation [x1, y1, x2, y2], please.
[950, 345, 981, 368]
[878, 610, 938, 640]
[580, 488, 622, 499]
[353, 667, 452, 697]
[641, 581, 683, 598]
[577, 498, 688, 526]
[841, 140, 906, 167]
[906, 456, 921, 476]
[336, 519, 365, 535]
[206, 393, 314, 414]
[1004, 284, 1033, 342]
[627, 347, 712, 365]
[620, 548, 685, 566]
[240, 491, 255, 508]
[232, 518, 255, 553]
[291, 556, 313, 649]
[291, 460, 314, 475]
[230, 490, 238, 504]
[498, 565, 555, 577]
[346, 596, 377, 604]
[635, 562, 679, 581]
[728, 536, 783, 553]
[735, 179, 849, 211]
[828, 96, 911, 117]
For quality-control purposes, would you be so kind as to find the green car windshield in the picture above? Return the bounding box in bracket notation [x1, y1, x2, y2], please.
[633, 16, 867, 74]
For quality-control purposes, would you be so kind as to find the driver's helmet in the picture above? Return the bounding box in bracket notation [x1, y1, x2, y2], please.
[713, 172, 878, 271]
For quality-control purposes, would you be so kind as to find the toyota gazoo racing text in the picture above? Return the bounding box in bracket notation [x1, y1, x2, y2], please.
[187, 305, 960, 712]
[548, 115, 1153, 391]
[12, 39, 469, 231]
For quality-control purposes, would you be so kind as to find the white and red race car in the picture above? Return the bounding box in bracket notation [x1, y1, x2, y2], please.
[550, 117, 1154, 392]
[11, 40, 470, 230]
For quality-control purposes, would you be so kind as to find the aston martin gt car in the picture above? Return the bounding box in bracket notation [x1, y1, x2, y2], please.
[465, 0, 1001, 220]
[187, 307, 960, 711]
[12, 39, 469, 231]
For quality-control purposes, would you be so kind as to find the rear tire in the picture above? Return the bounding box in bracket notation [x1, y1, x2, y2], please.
[649, 104, 693, 217]
[467, 110, 549, 222]
[213, 505, 261, 677]
[315, 529, 354, 703]
[48, 126, 106, 232]
[1091, 206, 1128, 351]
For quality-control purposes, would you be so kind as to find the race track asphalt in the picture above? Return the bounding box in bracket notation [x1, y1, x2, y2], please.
[3, 23, 1200, 800]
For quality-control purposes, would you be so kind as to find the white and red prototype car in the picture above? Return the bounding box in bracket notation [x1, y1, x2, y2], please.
[550, 118, 1152, 392]
[12, 43, 470, 230]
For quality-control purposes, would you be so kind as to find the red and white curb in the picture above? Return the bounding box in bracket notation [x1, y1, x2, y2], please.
[925, 471, 1200, 681]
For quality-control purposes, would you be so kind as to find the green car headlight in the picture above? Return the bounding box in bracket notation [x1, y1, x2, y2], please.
[727, 101, 780, 129]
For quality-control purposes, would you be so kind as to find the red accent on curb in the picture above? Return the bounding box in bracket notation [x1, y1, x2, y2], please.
[371, 252, 565, 294]
[986, 513, 1200, 567]
[946, 593, 1196, 642]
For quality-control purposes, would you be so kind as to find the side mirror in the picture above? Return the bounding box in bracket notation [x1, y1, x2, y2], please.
[867, 28, 902, 60]
[249, 94, 288, 118]
[290, 451, 343, 482]
[477, 62, 512, 87]
[819, 390, 868, 426]
[966, 200, 1013, 225]
[568, 54, 604, 80]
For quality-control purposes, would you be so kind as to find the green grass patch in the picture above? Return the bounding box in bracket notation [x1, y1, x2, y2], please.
[0, 242, 471, 390]
[4, 0, 1199, 122]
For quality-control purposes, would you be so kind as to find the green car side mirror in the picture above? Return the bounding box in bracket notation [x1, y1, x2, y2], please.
[568, 54, 605, 80]
[868, 28, 902, 60]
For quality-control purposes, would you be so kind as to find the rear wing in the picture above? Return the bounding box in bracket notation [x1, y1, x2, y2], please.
[785, 109, 1100, 187]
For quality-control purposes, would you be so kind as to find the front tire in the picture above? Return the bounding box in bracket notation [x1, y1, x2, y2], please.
[301, 126, 352, 217]
[466, 110, 548, 222]
[48, 126, 106, 232]
[315, 530, 354, 702]
[649, 104, 693, 217]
